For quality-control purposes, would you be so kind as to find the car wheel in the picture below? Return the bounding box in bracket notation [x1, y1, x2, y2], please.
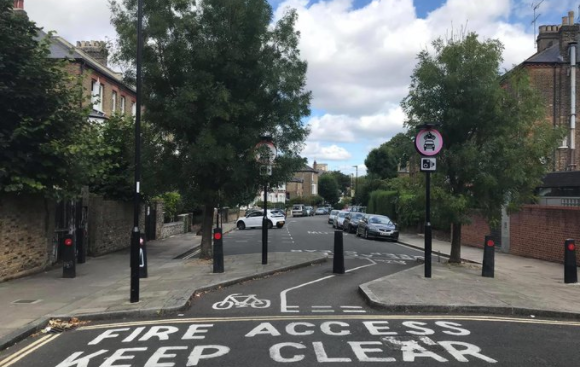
[237, 221, 245, 230]
[267, 221, 273, 229]
[355, 229, 360, 237]
[364, 229, 369, 240]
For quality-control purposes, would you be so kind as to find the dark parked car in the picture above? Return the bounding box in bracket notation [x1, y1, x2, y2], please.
[343, 212, 365, 233]
[356, 214, 399, 241]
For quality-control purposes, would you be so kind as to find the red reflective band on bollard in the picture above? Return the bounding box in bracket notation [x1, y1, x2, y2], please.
[568, 243, 576, 251]
[140, 238, 144, 246]
[486, 240, 495, 247]
[64, 238, 73, 246]
[214, 233, 222, 240]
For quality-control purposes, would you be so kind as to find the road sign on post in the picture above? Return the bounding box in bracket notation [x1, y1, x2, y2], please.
[256, 137, 277, 265]
[415, 125, 443, 279]
[420, 158, 437, 172]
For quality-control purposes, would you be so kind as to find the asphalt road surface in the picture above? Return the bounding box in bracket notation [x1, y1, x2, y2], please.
[1, 216, 578, 366]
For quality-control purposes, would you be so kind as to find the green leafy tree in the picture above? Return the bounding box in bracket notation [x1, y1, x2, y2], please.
[111, 0, 311, 258]
[401, 33, 562, 263]
[325, 171, 351, 195]
[364, 147, 398, 179]
[365, 133, 415, 179]
[318, 175, 339, 205]
[0, 3, 104, 198]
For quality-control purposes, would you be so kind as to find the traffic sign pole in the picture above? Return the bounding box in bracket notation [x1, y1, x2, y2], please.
[425, 171, 432, 278]
[415, 124, 442, 279]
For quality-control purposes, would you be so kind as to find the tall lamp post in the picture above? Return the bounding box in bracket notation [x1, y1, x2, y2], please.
[130, 0, 144, 303]
[353, 165, 358, 205]
[255, 137, 276, 265]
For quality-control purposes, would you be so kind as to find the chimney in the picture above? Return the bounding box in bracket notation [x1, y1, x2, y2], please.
[13, 0, 24, 9]
[537, 25, 560, 52]
[568, 11, 575, 25]
[562, 16, 569, 25]
[76, 41, 109, 67]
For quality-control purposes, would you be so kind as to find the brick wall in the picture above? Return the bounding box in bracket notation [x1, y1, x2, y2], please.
[510, 205, 579, 265]
[461, 214, 490, 249]
[87, 195, 146, 256]
[463, 205, 580, 265]
[0, 195, 55, 281]
[160, 222, 184, 239]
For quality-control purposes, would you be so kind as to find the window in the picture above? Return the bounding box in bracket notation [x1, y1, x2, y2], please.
[132, 101, 137, 117]
[111, 91, 117, 113]
[120, 96, 126, 115]
[91, 79, 104, 112]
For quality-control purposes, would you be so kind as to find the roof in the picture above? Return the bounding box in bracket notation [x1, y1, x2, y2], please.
[36, 30, 136, 93]
[524, 34, 580, 64]
[539, 171, 580, 188]
[298, 165, 318, 173]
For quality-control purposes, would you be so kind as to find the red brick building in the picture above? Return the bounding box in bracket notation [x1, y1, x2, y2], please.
[14, 1, 137, 122]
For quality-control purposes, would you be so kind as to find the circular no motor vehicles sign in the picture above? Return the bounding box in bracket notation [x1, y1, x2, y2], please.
[255, 141, 277, 164]
[415, 128, 443, 156]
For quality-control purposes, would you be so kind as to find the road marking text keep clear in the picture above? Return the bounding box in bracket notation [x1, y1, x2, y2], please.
[55, 320, 497, 366]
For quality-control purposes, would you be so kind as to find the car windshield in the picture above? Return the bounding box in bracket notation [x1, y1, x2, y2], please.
[338, 212, 346, 218]
[330, 210, 338, 215]
[352, 213, 364, 220]
[369, 216, 393, 225]
[293, 206, 301, 210]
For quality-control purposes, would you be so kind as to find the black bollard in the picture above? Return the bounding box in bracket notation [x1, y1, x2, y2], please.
[213, 227, 224, 273]
[482, 235, 495, 278]
[139, 234, 148, 278]
[62, 234, 76, 278]
[564, 239, 577, 284]
[333, 230, 345, 274]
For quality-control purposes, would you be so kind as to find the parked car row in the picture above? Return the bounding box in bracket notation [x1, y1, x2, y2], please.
[329, 210, 399, 241]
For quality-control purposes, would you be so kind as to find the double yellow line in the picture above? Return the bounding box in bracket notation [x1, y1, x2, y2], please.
[0, 334, 60, 367]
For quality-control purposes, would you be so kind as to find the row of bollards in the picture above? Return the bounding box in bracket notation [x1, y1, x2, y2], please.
[481, 236, 577, 284]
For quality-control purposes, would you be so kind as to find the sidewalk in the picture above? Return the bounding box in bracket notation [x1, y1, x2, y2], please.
[359, 233, 580, 319]
[0, 222, 328, 350]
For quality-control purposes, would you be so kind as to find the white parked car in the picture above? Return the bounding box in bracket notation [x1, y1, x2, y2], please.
[236, 210, 285, 230]
[328, 210, 339, 224]
[333, 211, 349, 229]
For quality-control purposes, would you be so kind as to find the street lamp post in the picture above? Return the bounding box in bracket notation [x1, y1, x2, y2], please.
[353, 165, 358, 204]
[130, 0, 144, 303]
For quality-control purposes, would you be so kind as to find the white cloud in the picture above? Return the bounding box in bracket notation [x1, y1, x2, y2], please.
[275, 0, 542, 119]
[307, 106, 407, 143]
[302, 142, 352, 161]
[25, 0, 116, 43]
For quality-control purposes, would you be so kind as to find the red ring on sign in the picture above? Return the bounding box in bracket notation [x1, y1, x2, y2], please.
[64, 238, 73, 246]
[486, 240, 495, 247]
[568, 243, 576, 251]
[214, 233, 222, 240]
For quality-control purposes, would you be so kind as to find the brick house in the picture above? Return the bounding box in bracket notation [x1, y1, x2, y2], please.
[462, 11, 580, 264]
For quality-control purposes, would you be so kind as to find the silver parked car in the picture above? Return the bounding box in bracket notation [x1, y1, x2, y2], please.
[328, 210, 339, 224]
[333, 211, 349, 229]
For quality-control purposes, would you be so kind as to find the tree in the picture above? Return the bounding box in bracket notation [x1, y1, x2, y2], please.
[401, 33, 562, 263]
[0, 2, 104, 198]
[364, 146, 398, 179]
[111, 0, 311, 258]
[325, 171, 351, 195]
[318, 175, 339, 205]
[365, 133, 415, 179]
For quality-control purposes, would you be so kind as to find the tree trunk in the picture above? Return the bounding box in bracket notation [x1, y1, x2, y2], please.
[449, 222, 462, 263]
[200, 203, 214, 259]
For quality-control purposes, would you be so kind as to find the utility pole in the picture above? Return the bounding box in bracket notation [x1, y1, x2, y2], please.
[353, 165, 358, 204]
[130, 0, 144, 304]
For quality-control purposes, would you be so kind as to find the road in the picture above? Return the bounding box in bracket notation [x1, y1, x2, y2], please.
[0, 215, 578, 366]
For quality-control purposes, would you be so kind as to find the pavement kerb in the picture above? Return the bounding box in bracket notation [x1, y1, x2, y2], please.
[0, 254, 327, 351]
[358, 266, 580, 321]
[396, 238, 479, 264]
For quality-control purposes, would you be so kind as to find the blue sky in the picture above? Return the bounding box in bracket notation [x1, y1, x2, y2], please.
[24, 0, 580, 176]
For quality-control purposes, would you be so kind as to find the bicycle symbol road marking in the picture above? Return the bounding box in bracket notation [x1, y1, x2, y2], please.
[212, 293, 271, 310]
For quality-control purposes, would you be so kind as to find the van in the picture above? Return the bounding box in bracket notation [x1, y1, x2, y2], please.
[292, 204, 307, 217]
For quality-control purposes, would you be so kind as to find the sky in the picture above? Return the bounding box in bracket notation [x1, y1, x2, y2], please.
[23, 0, 579, 176]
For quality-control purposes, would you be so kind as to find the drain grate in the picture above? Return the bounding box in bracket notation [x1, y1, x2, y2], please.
[12, 299, 41, 304]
